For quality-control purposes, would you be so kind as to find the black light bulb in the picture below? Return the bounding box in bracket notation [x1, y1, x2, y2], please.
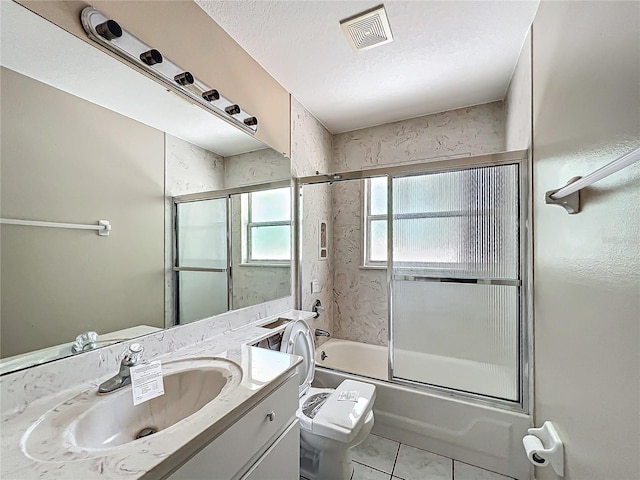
[95, 20, 122, 40]
[174, 72, 194, 86]
[225, 104, 241, 115]
[140, 49, 163, 66]
[202, 89, 220, 102]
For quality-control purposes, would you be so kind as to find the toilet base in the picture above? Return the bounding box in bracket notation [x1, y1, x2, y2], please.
[299, 411, 374, 480]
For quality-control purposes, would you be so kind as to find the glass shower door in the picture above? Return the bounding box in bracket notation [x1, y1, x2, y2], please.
[390, 165, 521, 401]
[175, 197, 229, 324]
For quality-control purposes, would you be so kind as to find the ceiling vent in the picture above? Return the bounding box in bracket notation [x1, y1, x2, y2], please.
[340, 4, 393, 52]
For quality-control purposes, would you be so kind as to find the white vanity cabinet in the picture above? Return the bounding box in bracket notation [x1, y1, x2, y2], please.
[167, 373, 299, 480]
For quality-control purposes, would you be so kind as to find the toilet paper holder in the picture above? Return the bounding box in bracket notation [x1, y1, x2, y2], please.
[522, 421, 564, 477]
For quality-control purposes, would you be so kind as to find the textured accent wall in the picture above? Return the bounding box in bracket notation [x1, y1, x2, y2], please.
[224, 148, 290, 188]
[331, 103, 506, 345]
[532, 3, 640, 479]
[291, 97, 334, 345]
[332, 102, 506, 171]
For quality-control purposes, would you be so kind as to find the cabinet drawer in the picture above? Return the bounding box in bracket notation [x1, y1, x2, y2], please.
[240, 421, 299, 480]
[168, 374, 299, 480]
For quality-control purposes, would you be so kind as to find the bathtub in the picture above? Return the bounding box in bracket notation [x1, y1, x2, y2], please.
[315, 338, 517, 399]
[313, 338, 531, 480]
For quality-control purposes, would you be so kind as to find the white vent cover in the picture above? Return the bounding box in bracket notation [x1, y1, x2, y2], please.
[340, 4, 393, 52]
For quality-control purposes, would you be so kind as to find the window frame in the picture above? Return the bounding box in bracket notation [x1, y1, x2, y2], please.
[245, 188, 292, 265]
[363, 169, 516, 273]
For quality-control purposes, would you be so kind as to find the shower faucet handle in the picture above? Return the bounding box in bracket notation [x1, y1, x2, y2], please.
[312, 299, 325, 318]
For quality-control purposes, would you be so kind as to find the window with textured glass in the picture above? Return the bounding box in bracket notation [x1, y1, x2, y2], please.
[247, 187, 291, 263]
[364, 166, 518, 276]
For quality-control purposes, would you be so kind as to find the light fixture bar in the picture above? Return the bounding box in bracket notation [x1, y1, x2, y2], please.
[81, 7, 258, 134]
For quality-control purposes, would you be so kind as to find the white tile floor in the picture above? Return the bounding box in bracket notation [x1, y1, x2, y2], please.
[302, 434, 514, 480]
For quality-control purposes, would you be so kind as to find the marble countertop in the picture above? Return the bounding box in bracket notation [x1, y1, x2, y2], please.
[0, 318, 307, 480]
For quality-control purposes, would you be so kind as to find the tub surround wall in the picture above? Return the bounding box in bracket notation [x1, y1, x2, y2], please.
[291, 98, 334, 345]
[332, 102, 506, 171]
[532, 2, 639, 479]
[330, 103, 507, 346]
[224, 148, 290, 188]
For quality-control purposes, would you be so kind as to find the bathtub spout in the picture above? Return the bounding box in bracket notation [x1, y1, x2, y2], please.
[315, 329, 331, 338]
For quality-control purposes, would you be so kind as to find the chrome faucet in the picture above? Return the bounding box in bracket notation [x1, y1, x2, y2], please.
[315, 329, 330, 338]
[98, 343, 144, 394]
[71, 331, 98, 353]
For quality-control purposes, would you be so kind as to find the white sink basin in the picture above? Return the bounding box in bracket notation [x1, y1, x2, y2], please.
[73, 367, 231, 449]
[23, 357, 242, 461]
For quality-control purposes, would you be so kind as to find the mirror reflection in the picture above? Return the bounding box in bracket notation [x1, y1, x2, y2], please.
[0, 2, 291, 374]
[173, 185, 292, 325]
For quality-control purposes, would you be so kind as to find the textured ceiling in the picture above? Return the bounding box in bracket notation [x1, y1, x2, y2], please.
[197, 0, 539, 133]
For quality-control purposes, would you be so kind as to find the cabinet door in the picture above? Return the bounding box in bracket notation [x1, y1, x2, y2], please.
[241, 421, 300, 480]
[167, 375, 298, 480]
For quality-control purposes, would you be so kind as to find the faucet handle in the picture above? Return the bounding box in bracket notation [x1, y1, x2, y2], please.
[122, 343, 144, 366]
[71, 331, 98, 353]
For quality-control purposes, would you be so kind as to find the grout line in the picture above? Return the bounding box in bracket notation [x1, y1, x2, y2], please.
[353, 460, 394, 476]
[390, 442, 402, 479]
[453, 459, 515, 479]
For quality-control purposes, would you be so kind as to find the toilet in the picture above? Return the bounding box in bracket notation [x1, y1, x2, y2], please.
[280, 319, 376, 480]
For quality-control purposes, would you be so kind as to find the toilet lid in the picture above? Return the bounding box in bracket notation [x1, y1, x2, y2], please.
[281, 320, 315, 396]
[311, 379, 376, 443]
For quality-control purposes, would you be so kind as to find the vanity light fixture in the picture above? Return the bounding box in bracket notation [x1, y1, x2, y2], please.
[81, 7, 258, 134]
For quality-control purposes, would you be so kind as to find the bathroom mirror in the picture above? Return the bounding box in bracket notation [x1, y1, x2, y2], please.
[0, 1, 291, 374]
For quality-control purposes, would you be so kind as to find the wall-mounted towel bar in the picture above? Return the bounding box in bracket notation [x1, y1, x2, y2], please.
[545, 145, 640, 214]
[0, 218, 111, 236]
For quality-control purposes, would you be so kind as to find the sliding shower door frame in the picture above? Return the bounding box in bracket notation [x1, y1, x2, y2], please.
[297, 150, 531, 414]
[173, 180, 291, 326]
[385, 155, 530, 414]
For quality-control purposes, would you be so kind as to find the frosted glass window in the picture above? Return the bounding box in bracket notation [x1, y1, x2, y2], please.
[250, 225, 291, 260]
[250, 188, 291, 222]
[246, 187, 291, 263]
[369, 177, 387, 215]
[369, 220, 387, 262]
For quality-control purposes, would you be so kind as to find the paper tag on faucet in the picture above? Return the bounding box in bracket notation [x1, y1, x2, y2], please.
[130, 360, 164, 406]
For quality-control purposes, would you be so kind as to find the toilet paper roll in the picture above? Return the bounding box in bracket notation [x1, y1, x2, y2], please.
[523, 435, 549, 466]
